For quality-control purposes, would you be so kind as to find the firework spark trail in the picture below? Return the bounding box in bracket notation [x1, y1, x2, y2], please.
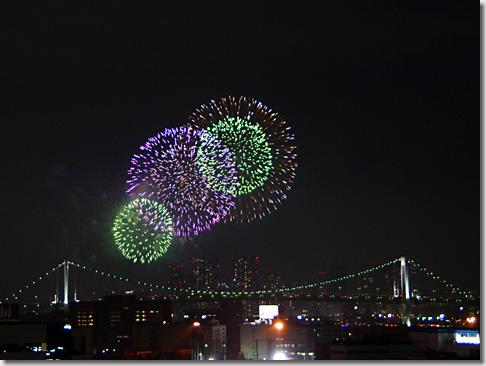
[127, 125, 236, 236]
[189, 96, 297, 223]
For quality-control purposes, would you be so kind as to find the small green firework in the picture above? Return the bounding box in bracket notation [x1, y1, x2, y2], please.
[113, 198, 173, 263]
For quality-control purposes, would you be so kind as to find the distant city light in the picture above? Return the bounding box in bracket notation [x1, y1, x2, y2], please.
[273, 352, 286, 360]
[193, 322, 200, 327]
[274, 322, 284, 330]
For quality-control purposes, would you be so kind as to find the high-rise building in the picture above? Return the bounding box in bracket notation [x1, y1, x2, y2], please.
[203, 320, 226, 360]
[232, 256, 258, 291]
[192, 258, 220, 291]
[167, 260, 187, 295]
[266, 271, 281, 291]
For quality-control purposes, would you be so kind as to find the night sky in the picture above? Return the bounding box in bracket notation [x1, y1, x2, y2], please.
[1, 2, 479, 297]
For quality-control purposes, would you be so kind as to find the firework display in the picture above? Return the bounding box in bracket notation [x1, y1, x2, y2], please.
[115, 96, 296, 262]
[126, 126, 236, 236]
[189, 96, 297, 222]
[113, 198, 173, 263]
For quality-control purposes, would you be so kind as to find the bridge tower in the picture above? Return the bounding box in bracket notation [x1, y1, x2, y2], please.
[400, 256, 410, 300]
[400, 256, 411, 326]
[63, 259, 69, 306]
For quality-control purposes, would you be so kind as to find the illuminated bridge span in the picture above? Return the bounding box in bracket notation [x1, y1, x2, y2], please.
[0, 257, 476, 305]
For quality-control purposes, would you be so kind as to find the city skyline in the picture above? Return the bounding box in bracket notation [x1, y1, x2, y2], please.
[0, 254, 478, 359]
[0, 2, 479, 301]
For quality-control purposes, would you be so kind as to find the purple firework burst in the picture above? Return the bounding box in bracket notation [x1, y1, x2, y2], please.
[126, 125, 236, 236]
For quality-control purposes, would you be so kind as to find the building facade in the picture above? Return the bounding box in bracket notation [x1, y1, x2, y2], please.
[68, 294, 171, 354]
[192, 258, 220, 291]
[233, 257, 258, 291]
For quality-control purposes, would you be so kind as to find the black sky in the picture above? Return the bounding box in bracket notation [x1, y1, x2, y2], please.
[0, 2, 479, 296]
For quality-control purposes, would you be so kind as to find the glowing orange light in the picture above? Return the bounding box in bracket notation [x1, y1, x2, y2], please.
[274, 322, 284, 330]
[193, 322, 200, 327]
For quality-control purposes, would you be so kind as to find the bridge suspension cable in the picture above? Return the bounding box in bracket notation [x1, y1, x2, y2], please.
[0, 261, 64, 304]
[407, 259, 475, 298]
[68, 258, 404, 297]
[0, 257, 476, 303]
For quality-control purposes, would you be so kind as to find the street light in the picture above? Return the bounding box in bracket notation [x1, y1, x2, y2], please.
[193, 322, 202, 360]
[272, 321, 284, 359]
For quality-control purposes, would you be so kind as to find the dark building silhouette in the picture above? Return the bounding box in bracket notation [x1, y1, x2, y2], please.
[68, 294, 171, 354]
[132, 322, 195, 360]
[0, 322, 91, 360]
[215, 301, 243, 360]
[179, 300, 243, 359]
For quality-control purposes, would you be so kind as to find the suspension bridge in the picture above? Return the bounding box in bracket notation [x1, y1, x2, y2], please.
[0, 256, 476, 306]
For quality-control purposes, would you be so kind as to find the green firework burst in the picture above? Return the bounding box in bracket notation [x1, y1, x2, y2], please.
[198, 116, 272, 196]
[190, 96, 297, 223]
[113, 198, 173, 263]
